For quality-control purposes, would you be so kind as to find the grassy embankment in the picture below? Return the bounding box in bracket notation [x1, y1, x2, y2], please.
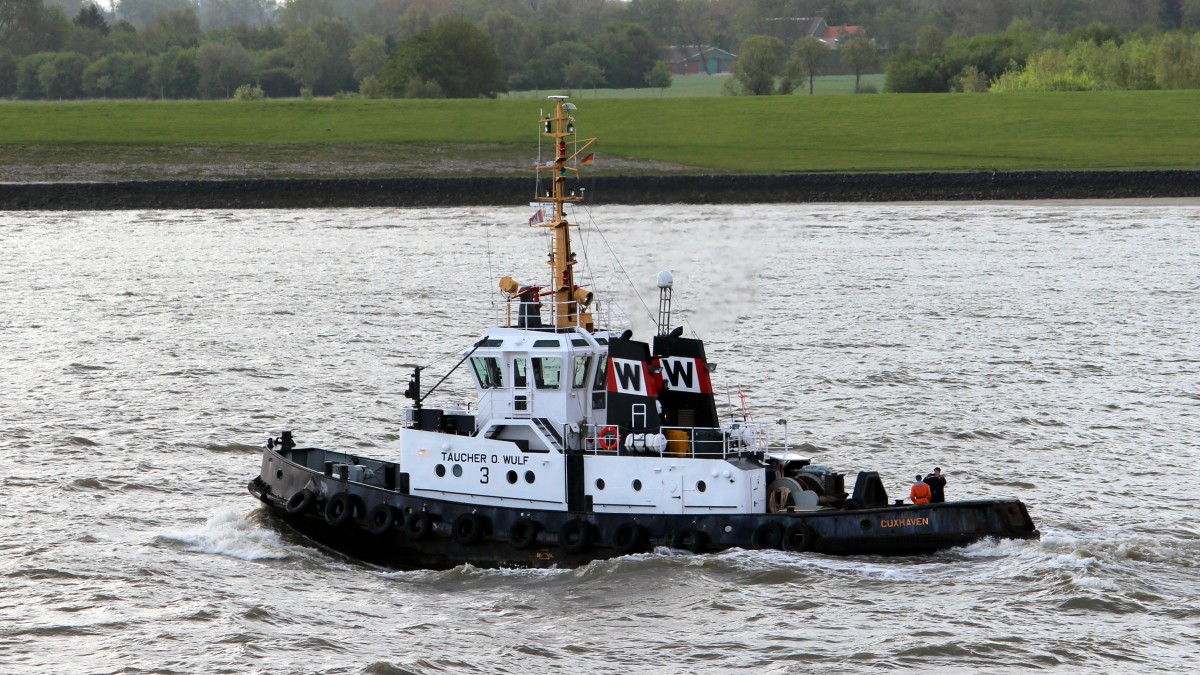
[2, 89, 1199, 180]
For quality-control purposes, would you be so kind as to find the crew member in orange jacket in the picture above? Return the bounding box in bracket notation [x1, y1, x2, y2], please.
[909, 474, 932, 505]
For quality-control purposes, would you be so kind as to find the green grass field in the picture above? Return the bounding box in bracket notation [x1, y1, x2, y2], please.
[2, 89, 1199, 179]
[500, 73, 886, 99]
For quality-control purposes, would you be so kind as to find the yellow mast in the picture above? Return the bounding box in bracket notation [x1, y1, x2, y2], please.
[534, 96, 597, 330]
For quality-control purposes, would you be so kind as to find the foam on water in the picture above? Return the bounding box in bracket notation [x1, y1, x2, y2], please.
[155, 508, 290, 561]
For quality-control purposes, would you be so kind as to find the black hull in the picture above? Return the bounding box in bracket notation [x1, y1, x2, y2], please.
[249, 448, 1039, 569]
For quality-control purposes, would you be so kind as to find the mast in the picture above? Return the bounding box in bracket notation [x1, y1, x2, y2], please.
[533, 96, 597, 330]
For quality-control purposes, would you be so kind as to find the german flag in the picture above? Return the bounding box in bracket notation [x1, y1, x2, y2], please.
[580, 153, 595, 166]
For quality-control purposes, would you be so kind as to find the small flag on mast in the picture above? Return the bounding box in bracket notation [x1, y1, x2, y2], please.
[528, 208, 544, 225]
[580, 153, 595, 166]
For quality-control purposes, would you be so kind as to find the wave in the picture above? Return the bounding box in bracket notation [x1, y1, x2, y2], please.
[155, 508, 290, 561]
[65, 477, 108, 491]
[203, 442, 263, 454]
[5, 567, 89, 580]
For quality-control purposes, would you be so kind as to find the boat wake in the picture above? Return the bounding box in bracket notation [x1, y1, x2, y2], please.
[155, 509, 290, 561]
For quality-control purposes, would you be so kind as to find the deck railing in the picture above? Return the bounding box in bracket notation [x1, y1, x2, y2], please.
[582, 421, 773, 458]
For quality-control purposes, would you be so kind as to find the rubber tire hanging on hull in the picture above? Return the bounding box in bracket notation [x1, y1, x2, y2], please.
[612, 522, 648, 555]
[508, 518, 540, 550]
[367, 504, 396, 535]
[671, 528, 708, 554]
[452, 513, 489, 546]
[325, 492, 360, 527]
[406, 512, 435, 540]
[560, 519, 593, 554]
[285, 490, 316, 517]
[783, 523, 812, 552]
[752, 521, 784, 550]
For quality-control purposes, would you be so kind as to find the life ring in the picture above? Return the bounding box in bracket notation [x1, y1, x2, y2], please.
[752, 521, 784, 550]
[508, 518, 540, 550]
[285, 489, 316, 516]
[324, 492, 359, 527]
[612, 522, 647, 555]
[671, 528, 708, 554]
[598, 426, 619, 452]
[367, 504, 396, 535]
[452, 513, 489, 546]
[405, 512, 435, 541]
[560, 519, 593, 554]
[783, 522, 812, 552]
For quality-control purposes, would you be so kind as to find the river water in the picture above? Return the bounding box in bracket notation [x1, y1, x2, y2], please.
[2, 202, 1198, 673]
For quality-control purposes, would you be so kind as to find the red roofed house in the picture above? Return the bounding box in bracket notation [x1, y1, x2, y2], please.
[824, 25, 866, 42]
[822, 24, 870, 73]
[761, 18, 875, 73]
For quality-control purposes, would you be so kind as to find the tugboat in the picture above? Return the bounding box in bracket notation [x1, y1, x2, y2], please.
[248, 96, 1038, 569]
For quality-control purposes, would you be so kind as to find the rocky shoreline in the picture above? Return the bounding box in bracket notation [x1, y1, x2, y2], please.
[2, 170, 1198, 210]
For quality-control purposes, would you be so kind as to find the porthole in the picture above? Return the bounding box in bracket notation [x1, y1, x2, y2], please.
[696, 480, 707, 493]
[435, 464, 446, 477]
[632, 479, 642, 491]
[860, 519, 871, 530]
[525, 470, 536, 484]
[507, 470, 518, 484]
[595, 478, 605, 490]
[452, 464, 463, 477]
[275, 470, 283, 480]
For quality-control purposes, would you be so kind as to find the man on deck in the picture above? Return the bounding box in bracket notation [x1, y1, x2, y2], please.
[924, 467, 947, 503]
[909, 474, 931, 505]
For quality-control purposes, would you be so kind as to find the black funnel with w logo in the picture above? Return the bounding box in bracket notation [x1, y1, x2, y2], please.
[604, 338, 660, 434]
[652, 334, 719, 429]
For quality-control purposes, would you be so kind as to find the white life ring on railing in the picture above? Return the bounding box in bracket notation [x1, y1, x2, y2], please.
[598, 426, 619, 452]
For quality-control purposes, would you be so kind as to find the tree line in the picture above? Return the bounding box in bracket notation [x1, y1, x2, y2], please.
[2, 0, 1199, 100]
[886, 22, 1200, 92]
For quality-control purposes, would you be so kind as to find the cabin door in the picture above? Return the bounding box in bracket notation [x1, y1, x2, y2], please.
[512, 357, 531, 418]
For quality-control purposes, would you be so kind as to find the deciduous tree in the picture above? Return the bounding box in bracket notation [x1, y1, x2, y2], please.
[195, 40, 253, 98]
[151, 45, 199, 98]
[644, 59, 671, 94]
[38, 50, 87, 97]
[786, 36, 829, 95]
[255, 47, 298, 97]
[731, 34, 784, 95]
[310, 17, 354, 94]
[83, 51, 152, 97]
[285, 28, 326, 91]
[380, 15, 504, 98]
[839, 36, 880, 93]
[593, 22, 662, 88]
[2, 0, 71, 56]
[564, 56, 604, 96]
[513, 40, 594, 91]
[349, 33, 386, 82]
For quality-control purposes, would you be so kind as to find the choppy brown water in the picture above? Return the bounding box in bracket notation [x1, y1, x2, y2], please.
[2, 203, 1198, 673]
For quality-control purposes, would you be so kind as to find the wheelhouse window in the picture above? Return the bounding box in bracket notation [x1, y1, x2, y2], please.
[471, 357, 503, 389]
[532, 357, 562, 389]
[572, 355, 592, 389]
[593, 357, 608, 390]
[513, 358, 528, 388]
